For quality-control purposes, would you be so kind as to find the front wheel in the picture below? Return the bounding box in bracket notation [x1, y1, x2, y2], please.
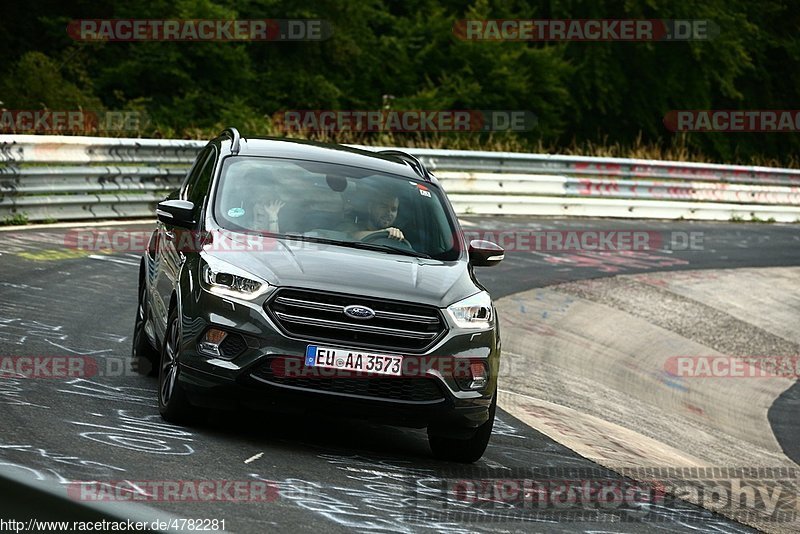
[131, 278, 159, 376]
[158, 309, 196, 424]
[428, 391, 497, 463]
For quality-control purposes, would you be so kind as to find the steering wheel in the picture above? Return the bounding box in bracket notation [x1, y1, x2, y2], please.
[360, 230, 414, 251]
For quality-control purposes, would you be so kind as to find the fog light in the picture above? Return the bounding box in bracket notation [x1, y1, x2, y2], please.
[198, 328, 228, 357]
[469, 362, 488, 390]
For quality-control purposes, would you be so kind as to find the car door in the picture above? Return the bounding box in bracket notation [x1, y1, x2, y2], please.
[152, 146, 217, 341]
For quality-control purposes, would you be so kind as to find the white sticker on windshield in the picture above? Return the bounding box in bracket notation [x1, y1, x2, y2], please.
[418, 185, 431, 197]
[227, 207, 245, 218]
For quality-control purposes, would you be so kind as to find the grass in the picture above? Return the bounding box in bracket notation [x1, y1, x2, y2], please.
[144, 121, 800, 168]
[0, 213, 29, 226]
[729, 214, 781, 223]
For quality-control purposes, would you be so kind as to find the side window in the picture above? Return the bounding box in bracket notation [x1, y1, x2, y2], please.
[184, 149, 217, 213]
[181, 148, 210, 196]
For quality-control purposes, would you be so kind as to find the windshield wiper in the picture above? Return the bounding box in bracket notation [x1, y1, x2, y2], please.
[281, 234, 431, 258]
[340, 241, 432, 259]
[280, 233, 334, 244]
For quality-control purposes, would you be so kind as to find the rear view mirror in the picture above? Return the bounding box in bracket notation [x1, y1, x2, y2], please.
[326, 174, 348, 192]
[469, 240, 504, 266]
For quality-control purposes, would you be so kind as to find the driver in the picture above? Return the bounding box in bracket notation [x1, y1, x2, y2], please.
[350, 190, 405, 241]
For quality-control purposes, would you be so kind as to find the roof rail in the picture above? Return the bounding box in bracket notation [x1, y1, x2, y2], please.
[378, 150, 431, 181]
[220, 127, 241, 155]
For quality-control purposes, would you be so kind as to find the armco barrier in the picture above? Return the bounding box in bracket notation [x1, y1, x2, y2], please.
[2, 135, 800, 222]
[0, 465, 182, 533]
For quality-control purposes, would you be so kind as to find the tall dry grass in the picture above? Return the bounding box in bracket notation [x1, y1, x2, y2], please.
[130, 119, 800, 169]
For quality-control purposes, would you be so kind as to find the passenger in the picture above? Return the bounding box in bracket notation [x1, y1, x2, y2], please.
[252, 195, 285, 233]
[237, 167, 285, 233]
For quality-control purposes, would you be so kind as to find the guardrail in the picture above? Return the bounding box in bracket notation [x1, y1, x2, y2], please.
[0, 465, 183, 533]
[2, 134, 800, 223]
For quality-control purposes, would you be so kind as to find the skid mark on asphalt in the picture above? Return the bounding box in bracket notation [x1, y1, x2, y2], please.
[0, 443, 126, 473]
[58, 379, 155, 406]
[0, 281, 43, 291]
[88, 254, 140, 267]
[0, 378, 50, 408]
[70, 409, 195, 456]
[542, 250, 690, 273]
[44, 339, 112, 354]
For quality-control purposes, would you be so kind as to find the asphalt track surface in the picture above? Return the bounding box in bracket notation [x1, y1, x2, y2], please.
[0, 216, 798, 533]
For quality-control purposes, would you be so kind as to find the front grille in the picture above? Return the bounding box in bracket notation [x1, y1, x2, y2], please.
[265, 288, 446, 352]
[250, 356, 445, 403]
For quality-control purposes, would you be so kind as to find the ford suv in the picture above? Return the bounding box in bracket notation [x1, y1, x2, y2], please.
[133, 128, 504, 462]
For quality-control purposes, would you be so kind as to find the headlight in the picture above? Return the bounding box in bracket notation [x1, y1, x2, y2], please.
[447, 291, 493, 329]
[200, 257, 270, 300]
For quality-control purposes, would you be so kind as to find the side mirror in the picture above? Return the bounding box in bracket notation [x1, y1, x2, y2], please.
[157, 199, 196, 229]
[469, 240, 504, 267]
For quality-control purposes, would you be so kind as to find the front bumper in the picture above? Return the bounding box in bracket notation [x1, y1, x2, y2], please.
[176, 285, 500, 430]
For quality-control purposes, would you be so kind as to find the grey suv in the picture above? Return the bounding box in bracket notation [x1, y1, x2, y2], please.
[133, 128, 504, 462]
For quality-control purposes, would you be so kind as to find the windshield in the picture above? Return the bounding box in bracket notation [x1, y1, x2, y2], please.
[212, 156, 460, 260]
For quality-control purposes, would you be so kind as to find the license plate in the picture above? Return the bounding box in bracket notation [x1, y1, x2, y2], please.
[305, 345, 402, 376]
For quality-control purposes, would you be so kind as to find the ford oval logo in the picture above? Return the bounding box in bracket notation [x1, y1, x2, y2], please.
[344, 305, 375, 320]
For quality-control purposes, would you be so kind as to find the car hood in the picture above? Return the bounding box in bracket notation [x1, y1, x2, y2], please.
[205, 233, 478, 307]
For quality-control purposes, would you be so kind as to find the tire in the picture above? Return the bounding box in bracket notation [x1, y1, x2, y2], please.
[158, 308, 196, 424]
[131, 278, 159, 377]
[428, 391, 497, 463]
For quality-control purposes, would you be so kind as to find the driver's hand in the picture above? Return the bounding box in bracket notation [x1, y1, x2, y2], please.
[384, 227, 405, 240]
